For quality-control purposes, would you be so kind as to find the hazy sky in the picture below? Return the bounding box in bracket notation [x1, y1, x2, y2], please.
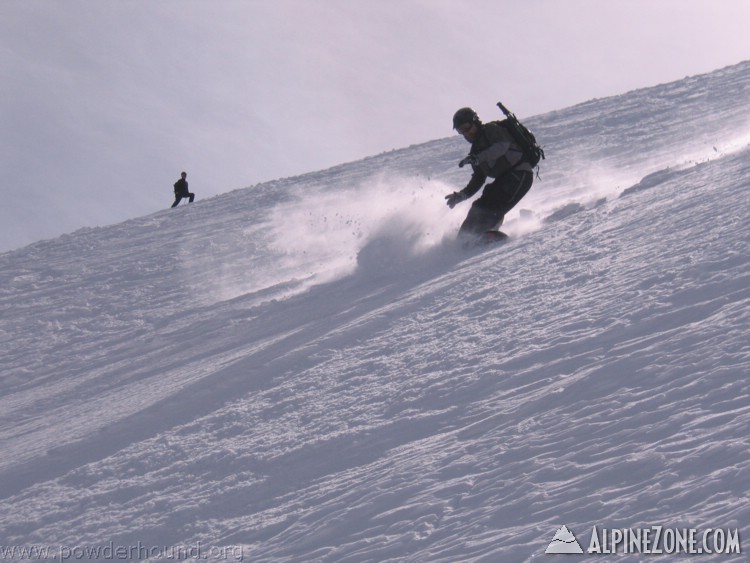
[3, 0, 750, 252]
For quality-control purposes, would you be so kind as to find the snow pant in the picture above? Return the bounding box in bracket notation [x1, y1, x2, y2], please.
[171, 192, 195, 208]
[458, 170, 533, 238]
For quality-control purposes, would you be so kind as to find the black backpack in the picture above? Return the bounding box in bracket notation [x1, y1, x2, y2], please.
[496, 101, 545, 168]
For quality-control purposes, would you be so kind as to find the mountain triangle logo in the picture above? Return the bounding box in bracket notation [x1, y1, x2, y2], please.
[545, 525, 584, 554]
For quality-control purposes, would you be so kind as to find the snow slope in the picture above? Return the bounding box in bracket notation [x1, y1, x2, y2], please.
[1, 61, 749, 561]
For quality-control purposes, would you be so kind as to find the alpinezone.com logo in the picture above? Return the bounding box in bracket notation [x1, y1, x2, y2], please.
[546, 525, 584, 554]
[545, 525, 741, 556]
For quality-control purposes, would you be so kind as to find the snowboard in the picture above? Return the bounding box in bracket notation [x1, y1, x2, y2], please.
[481, 230, 509, 244]
[459, 230, 510, 249]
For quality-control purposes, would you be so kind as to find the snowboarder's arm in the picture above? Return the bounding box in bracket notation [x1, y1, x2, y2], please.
[481, 123, 526, 172]
[445, 168, 485, 208]
[475, 141, 512, 169]
[462, 168, 487, 198]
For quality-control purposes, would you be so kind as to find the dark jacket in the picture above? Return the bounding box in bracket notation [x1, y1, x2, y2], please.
[174, 178, 189, 196]
[463, 121, 532, 197]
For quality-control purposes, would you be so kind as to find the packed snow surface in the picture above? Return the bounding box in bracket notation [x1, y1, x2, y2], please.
[1, 62, 749, 561]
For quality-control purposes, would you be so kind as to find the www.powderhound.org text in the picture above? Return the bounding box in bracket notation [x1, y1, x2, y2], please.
[1, 541, 245, 561]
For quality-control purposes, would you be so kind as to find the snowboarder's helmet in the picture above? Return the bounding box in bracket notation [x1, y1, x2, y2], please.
[452, 107, 479, 130]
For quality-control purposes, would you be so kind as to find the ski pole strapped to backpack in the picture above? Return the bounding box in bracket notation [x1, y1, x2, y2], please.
[496, 101, 545, 168]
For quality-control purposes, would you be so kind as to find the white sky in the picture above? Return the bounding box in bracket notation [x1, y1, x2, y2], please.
[2, 0, 750, 252]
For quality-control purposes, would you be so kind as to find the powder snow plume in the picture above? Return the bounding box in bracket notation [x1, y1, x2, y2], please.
[264, 175, 462, 283]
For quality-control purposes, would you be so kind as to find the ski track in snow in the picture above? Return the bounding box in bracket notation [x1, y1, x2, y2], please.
[1, 61, 750, 561]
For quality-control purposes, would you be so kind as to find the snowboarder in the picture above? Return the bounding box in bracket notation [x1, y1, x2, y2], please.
[171, 171, 195, 208]
[445, 107, 534, 243]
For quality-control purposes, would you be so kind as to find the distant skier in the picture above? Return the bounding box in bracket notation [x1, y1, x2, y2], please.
[445, 107, 534, 243]
[171, 171, 195, 208]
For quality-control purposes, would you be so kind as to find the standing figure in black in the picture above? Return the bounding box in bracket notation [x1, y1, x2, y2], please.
[445, 107, 534, 243]
[171, 171, 195, 208]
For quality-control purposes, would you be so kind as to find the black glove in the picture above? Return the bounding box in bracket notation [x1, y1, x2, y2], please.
[445, 191, 468, 209]
[458, 154, 478, 168]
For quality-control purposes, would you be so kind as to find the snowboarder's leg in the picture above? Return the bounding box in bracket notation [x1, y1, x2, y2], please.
[171, 195, 183, 208]
[458, 203, 504, 239]
[501, 171, 533, 213]
[188, 192, 195, 203]
[481, 171, 534, 216]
